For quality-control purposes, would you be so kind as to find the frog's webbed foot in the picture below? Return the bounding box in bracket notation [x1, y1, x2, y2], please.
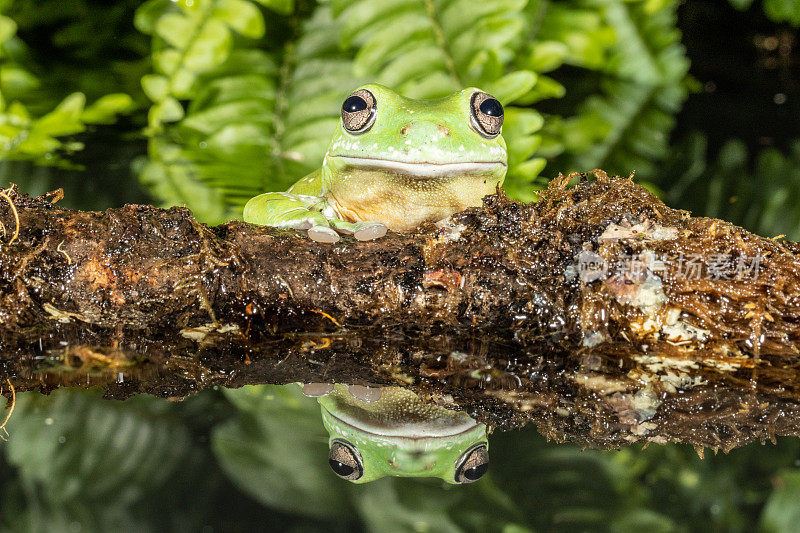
[293, 220, 388, 243]
[307, 221, 387, 243]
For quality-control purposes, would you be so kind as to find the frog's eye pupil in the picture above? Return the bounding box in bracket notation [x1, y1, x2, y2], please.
[341, 89, 376, 134]
[479, 98, 502, 117]
[463, 462, 488, 481]
[329, 459, 355, 477]
[470, 92, 503, 138]
[343, 95, 368, 113]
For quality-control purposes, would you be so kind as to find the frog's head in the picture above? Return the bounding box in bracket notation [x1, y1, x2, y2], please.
[325, 83, 507, 185]
[317, 385, 489, 484]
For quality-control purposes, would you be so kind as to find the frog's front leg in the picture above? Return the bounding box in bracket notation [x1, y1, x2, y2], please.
[243, 192, 387, 243]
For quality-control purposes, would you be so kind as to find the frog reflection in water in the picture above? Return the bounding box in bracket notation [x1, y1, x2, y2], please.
[243, 83, 507, 242]
[301, 384, 489, 484]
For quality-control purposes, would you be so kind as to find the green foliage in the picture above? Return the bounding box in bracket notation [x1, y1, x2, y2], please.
[0, 91, 133, 165]
[524, 1, 616, 72]
[0, 389, 212, 532]
[213, 385, 352, 520]
[729, 0, 800, 26]
[134, 0, 287, 221]
[136, 0, 268, 132]
[541, 0, 691, 180]
[5, 0, 150, 103]
[0, 2, 134, 165]
[656, 133, 800, 240]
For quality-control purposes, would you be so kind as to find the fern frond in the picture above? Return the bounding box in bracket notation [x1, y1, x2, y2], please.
[523, 1, 616, 71]
[542, 0, 690, 180]
[0, 8, 133, 165]
[2, 390, 191, 503]
[561, 78, 682, 177]
[331, 0, 532, 97]
[0, 389, 227, 532]
[136, 0, 288, 222]
[281, 5, 367, 176]
[213, 385, 354, 520]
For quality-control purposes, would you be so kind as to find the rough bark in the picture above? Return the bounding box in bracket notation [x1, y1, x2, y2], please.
[1, 170, 799, 451]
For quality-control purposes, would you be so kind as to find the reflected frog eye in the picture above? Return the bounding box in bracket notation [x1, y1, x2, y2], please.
[341, 89, 377, 134]
[454, 443, 489, 483]
[328, 440, 363, 480]
[470, 92, 503, 138]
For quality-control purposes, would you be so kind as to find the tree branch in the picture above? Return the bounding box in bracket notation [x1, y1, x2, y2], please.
[1, 170, 799, 451]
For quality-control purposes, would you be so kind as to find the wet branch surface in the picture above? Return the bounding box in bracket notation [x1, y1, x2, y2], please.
[1, 170, 799, 451]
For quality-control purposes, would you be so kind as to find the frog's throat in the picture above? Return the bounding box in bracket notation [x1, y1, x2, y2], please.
[320, 403, 480, 440]
[328, 155, 506, 178]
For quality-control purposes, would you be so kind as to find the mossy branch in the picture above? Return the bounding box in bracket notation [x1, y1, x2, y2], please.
[0, 171, 799, 452]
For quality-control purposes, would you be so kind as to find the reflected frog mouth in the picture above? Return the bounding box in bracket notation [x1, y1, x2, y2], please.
[321, 404, 481, 440]
[329, 155, 506, 178]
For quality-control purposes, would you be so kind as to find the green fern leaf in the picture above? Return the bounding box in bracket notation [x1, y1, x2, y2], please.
[543, 0, 690, 180]
[3, 390, 190, 504]
[213, 385, 353, 520]
[0, 7, 133, 165]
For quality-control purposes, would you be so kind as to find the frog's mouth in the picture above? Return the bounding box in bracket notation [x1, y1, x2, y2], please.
[330, 155, 506, 178]
[321, 403, 481, 439]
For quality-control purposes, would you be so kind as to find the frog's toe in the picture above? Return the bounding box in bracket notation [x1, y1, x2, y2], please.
[353, 221, 388, 241]
[348, 385, 382, 403]
[308, 225, 340, 243]
[301, 382, 334, 397]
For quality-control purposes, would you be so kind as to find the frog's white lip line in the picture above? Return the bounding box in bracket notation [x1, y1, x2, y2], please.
[322, 405, 481, 440]
[330, 156, 506, 177]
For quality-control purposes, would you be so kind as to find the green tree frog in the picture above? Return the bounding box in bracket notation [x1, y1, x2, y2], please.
[301, 383, 489, 483]
[243, 83, 507, 242]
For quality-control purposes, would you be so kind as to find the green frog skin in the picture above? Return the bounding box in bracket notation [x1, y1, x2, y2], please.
[243, 83, 507, 243]
[302, 384, 489, 484]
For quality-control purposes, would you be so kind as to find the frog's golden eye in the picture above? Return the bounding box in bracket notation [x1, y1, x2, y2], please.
[341, 89, 376, 134]
[329, 440, 363, 481]
[454, 443, 489, 483]
[470, 92, 503, 138]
